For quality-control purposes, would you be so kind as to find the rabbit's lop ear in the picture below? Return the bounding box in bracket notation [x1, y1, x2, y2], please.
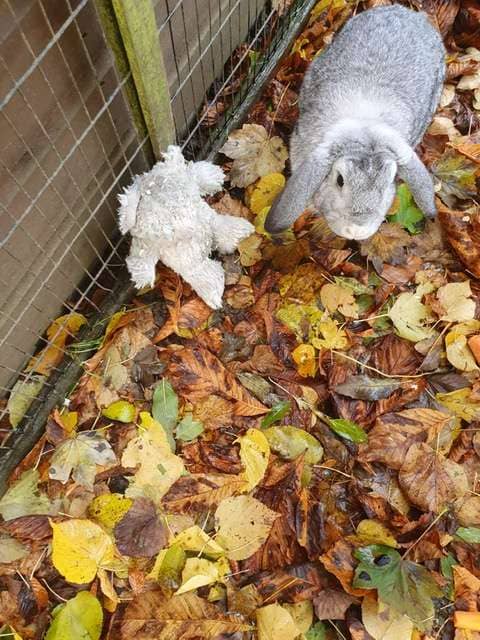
[264, 146, 331, 234]
[397, 152, 437, 218]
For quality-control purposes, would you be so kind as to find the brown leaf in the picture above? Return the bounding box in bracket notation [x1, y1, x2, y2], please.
[168, 346, 268, 416]
[251, 562, 329, 603]
[359, 408, 452, 470]
[114, 498, 168, 557]
[359, 223, 412, 263]
[114, 589, 251, 638]
[2, 515, 52, 541]
[192, 395, 233, 430]
[211, 192, 252, 220]
[398, 442, 469, 513]
[371, 334, 421, 376]
[162, 473, 246, 513]
[454, 565, 480, 612]
[313, 588, 358, 620]
[438, 204, 480, 277]
[454, 495, 480, 526]
[422, 0, 460, 36]
[320, 539, 369, 598]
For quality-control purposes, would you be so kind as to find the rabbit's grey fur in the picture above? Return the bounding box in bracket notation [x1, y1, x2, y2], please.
[265, 5, 446, 240]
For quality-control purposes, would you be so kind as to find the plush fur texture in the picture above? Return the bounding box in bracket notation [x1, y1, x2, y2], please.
[118, 146, 254, 309]
[265, 5, 446, 240]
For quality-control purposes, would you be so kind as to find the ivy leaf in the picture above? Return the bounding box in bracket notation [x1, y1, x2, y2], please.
[387, 183, 425, 234]
[45, 591, 103, 640]
[176, 415, 204, 442]
[260, 400, 292, 429]
[353, 545, 442, 630]
[152, 379, 178, 451]
[327, 418, 368, 443]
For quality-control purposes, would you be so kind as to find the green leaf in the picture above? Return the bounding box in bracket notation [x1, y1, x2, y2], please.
[152, 379, 178, 451]
[440, 552, 458, 600]
[7, 375, 45, 427]
[101, 400, 136, 423]
[431, 150, 478, 205]
[327, 418, 368, 443]
[148, 543, 187, 589]
[455, 526, 480, 544]
[260, 400, 292, 429]
[176, 415, 204, 442]
[0, 469, 53, 521]
[305, 622, 327, 639]
[45, 591, 103, 640]
[353, 545, 442, 630]
[387, 183, 425, 234]
[263, 426, 323, 465]
[334, 276, 372, 295]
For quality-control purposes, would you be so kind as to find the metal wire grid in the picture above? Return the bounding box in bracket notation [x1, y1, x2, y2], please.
[157, 0, 306, 158]
[0, 0, 150, 420]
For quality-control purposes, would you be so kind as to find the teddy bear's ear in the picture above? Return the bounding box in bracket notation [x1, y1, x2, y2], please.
[189, 161, 225, 195]
[118, 180, 140, 234]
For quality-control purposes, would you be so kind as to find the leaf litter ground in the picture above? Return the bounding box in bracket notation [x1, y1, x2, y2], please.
[3, 1, 480, 638]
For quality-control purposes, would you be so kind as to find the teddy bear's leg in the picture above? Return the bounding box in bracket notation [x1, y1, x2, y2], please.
[126, 238, 157, 289]
[160, 245, 225, 309]
[211, 213, 254, 254]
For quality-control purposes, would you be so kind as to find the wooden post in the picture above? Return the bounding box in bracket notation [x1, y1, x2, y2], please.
[95, 0, 175, 161]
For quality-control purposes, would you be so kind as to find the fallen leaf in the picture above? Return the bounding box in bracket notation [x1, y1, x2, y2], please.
[256, 603, 300, 640]
[313, 589, 357, 620]
[432, 150, 478, 205]
[27, 313, 87, 376]
[312, 317, 349, 351]
[292, 343, 317, 377]
[88, 494, 133, 531]
[437, 204, 480, 278]
[445, 321, 480, 372]
[114, 497, 167, 557]
[172, 525, 224, 557]
[220, 124, 288, 187]
[0, 469, 53, 521]
[398, 442, 468, 513]
[360, 223, 411, 263]
[162, 474, 245, 513]
[437, 281, 476, 322]
[333, 375, 403, 401]
[175, 414, 204, 442]
[7, 376, 45, 428]
[353, 545, 442, 630]
[388, 291, 435, 343]
[215, 495, 278, 561]
[238, 233, 263, 266]
[436, 387, 480, 421]
[101, 400, 136, 423]
[455, 496, 480, 526]
[115, 590, 251, 638]
[121, 412, 184, 503]
[175, 557, 229, 595]
[44, 591, 103, 640]
[237, 428, 270, 491]
[148, 544, 186, 588]
[49, 431, 116, 490]
[169, 346, 268, 416]
[455, 526, 480, 543]
[320, 283, 358, 318]
[387, 183, 425, 234]
[361, 594, 414, 640]
[260, 400, 292, 429]
[454, 611, 480, 632]
[249, 173, 286, 214]
[327, 418, 368, 443]
[51, 519, 116, 584]
[152, 378, 178, 451]
[359, 408, 452, 470]
[356, 520, 397, 548]
[0, 535, 28, 564]
[263, 426, 323, 464]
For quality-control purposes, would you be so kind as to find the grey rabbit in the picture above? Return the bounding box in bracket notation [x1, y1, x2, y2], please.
[264, 4, 446, 240]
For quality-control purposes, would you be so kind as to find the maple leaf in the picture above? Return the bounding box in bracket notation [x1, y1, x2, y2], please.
[359, 223, 411, 263]
[353, 545, 442, 630]
[220, 124, 288, 187]
[320, 283, 358, 318]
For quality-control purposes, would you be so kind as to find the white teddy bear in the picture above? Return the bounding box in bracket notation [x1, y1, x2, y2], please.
[117, 145, 254, 309]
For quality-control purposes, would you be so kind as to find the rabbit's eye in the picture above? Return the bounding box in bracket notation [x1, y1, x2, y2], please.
[336, 174, 344, 188]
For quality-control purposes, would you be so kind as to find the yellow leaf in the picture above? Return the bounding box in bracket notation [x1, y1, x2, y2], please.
[122, 413, 184, 503]
[283, 601, 313, 634]
[59, 411, 78, 433]
[437, 281, 476, 322]
[436, 388, 480, 422]
[238, 233, 263, 267]
[236, 428, 270, 491]
[454, 611, 480, 631]
[388, 291, 435, 343]
[88, 494, 133, 531]
[51, 519, 116, 584]
[256, 603, 300, 640]
[173, 525, 224, 557]
[7, 376, 45, 428]
[103, 311, 126, 343]
[98, 567, 119, 611]
[292, 344, 317, 377]
[320, 283, 358, 318]
[312, 318, 349, 350]
[445, 321, 480, 372]
[362, 594, 414, 640]
[249, 173, 285, 215]
[101, 400, 136, 423]
[355, 520, 398, 548]
[27, 313, 87, 375]
[215, 495, 278, 561]
[254, 207, 271, 236]
[175, 557, 229, 595]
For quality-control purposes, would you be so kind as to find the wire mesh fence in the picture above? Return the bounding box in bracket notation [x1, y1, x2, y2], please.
[0, 0, 313, 437]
